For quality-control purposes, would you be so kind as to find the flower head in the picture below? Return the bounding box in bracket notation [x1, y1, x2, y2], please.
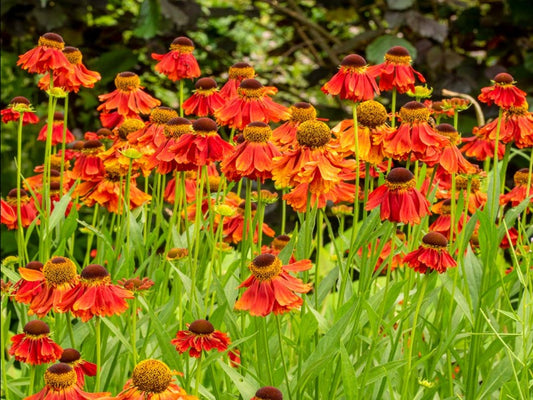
[59, 348, 97, 387]
[321, 54, 379, 102]
[403, 231, 457, 274]
[433, 123, 477, 175]
[171, 319, 231, 358]
[222, 122, 281, 182]
[12, 261, 44, 305]
[38, 46, 101, 93]
[17, 32, 71, 75]
[117, 276, 155, 293]
[220, 62, 256, 99]
[152, 36, 201, 81]
[98, 72, 161, 120]
[478, 72, 527, 109]
[60, 264, 134, 322]
[365, 167, 430, 224]
[183, 77, 225, 117]
[37, 112, 76, 146]
[371, 46, 425, 93]
[1, 96, 39, 125]
[252, 386, 283, 400]
[9, 320, 63, 365]
[500, 168, 533, 208]
[1, 189, 40, 230]
[24, 363, 110, 399]
[235, 254, 312, 316]
[272, 102, 318, 150]
[216, 78, 290, 130]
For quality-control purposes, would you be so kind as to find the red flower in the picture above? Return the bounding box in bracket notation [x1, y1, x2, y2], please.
[17, 32, 71, 75]
[436, 175, 487, 214]
[272, 102, 317, 150]
[127, 106, 178, 157]
[149, 118, 195, 174]
[222, 122, 281, 182]
[429, 200, 468, 240]
[403, 232, 457, 274]
[9, 320, 62, 365]
[60, 264, 133, 322]
[216, 78, 290, 130]
[109, 359, 194, 400]
[251, 387, 283, 400]
[371, 46, 425, 94]
[433, 123, 477, 175]
[19, 256, 80, 317]
[235, 254, 312, 317]
[97, 72, 161, 118]
[228, 349, 241, 368]
[38, 46, 101, 93]
[222, 199, 275, 244]
[25, 363, 109, 400]
[1, 189, 40, 230]
[1, 96, 39, 125]
[365, 167, 430, 225]
[12, 261, 44, 305]
[172, 118, 233, 168]
[475, 104, 533, 149]
[71, 140, 106, 182]
[321, 54, 379, 102]
[152, 36, 201, 81]
[220, 62, 256, 100]
[383, 101, 447, 164]
[37, 112, 75, 146]
[500, 168, 532, 208]
[59, 348, 97, 387]
[171, 319, 230, 358]
[74, 160, 151, 214]
[183, 77, 226, 117]
[460, 129, 505, 161]
[478, 73, 527, 109]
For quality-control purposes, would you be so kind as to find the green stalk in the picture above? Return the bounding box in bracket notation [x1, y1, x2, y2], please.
[256, 179, 264, 253]
[94, 317, 101, 391]
[124, 157, 134, 263]
[276, 314, 293, 400]
[179, 80, 184, 117]
[390, 88, 397, 129]
[59, 95, 69, 191]
[194, 353, 203, 397]
[261, 317, 274, 385]
[315, 209, 323, 309]
[66, 313, 75, 348]
[192, 166, 205, 314]
[16, 113, 25, 267]
[27, 366, 36, 396]
[83, 204, 99, 266]
[131, 296, 138, 367]
[490, 108, 503, 219]
[281, 188, 287, 235]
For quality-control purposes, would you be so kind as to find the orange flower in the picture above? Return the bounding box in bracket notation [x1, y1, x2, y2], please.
[17, 32, 70, 75]
[173, 118, 233, 168]
[71, 140, 106, 182]
[37, 112, 75, 146]
[127, 106, 178, 156]
[383, 101, 447, 164]
[220, 62, 256, 100]
[433, 123, 477, 175]
[365, 167, 430, 224]
[251, 387, 283, 400]
[9, 320, 62, 365]
[152, 36, 201, 81]
[500, 168, 532, 208]
[371, 46, 425, 94]
[75, 160, 151, 214]
[1, 189, 40, 230]
[19, 256, 79, 317]
[12, 261, 44, 305]
[222, 122, 281, 182]
[403, 232, 457, 274]
[24, 363, 109, 400]
[149, 117, 195, 174]
[171, 319, 230, 358]
[331, 100, 393, 164]
[1, 96, 39, 125]
[272, 102, 317, 150]
[60, 264, 133, 322]
[38, 46, 101, 93]
[357, 232, 406, 274]
[235, 254, 312, 316]
[461, 129, 505, 161]
[437, 175, 487, 214]
[59, 348, 97, 387]
[222, 200, 275, 244]
[216, 78, 290, 130]
[429, 199, 468, 240]
[97, 72, 161, 120]
[475, 104, 533, 149]
[478, 73, 527, 109]
[321, 54, 379, 102]
[183, 77, 226, 117]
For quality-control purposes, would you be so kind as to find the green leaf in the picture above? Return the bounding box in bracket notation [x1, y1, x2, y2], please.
[366, 35, 417, 65]
[340, 343, 358, 400]
[218, 359, 258, 399]
[48, 193, 73, 231]
[133, 0, 161, 39]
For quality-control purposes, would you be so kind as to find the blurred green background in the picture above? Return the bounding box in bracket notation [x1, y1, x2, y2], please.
[1, 0, 532, 255]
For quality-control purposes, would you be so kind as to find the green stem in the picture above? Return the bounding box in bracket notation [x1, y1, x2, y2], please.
[256, 179, 264, 253]
[131, 297, 138, 367]
[95, 317, 101, 391]
[276, 314, 293, 400]
[16, 113, 24, 267]
[261, 317, 274, 385]
[59, 95, 69, 191]
[390, 88, 397, 129]
[315, 209, 323, 309]
[179, 80, 184, 117]
[490, 108, 503, 219]
[194, 353, 203, 397]
[83, 205, 99, 266]
[27, 366, 36, 396]
[66, 313, 75, 348]
[281, 188, 287, 235]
